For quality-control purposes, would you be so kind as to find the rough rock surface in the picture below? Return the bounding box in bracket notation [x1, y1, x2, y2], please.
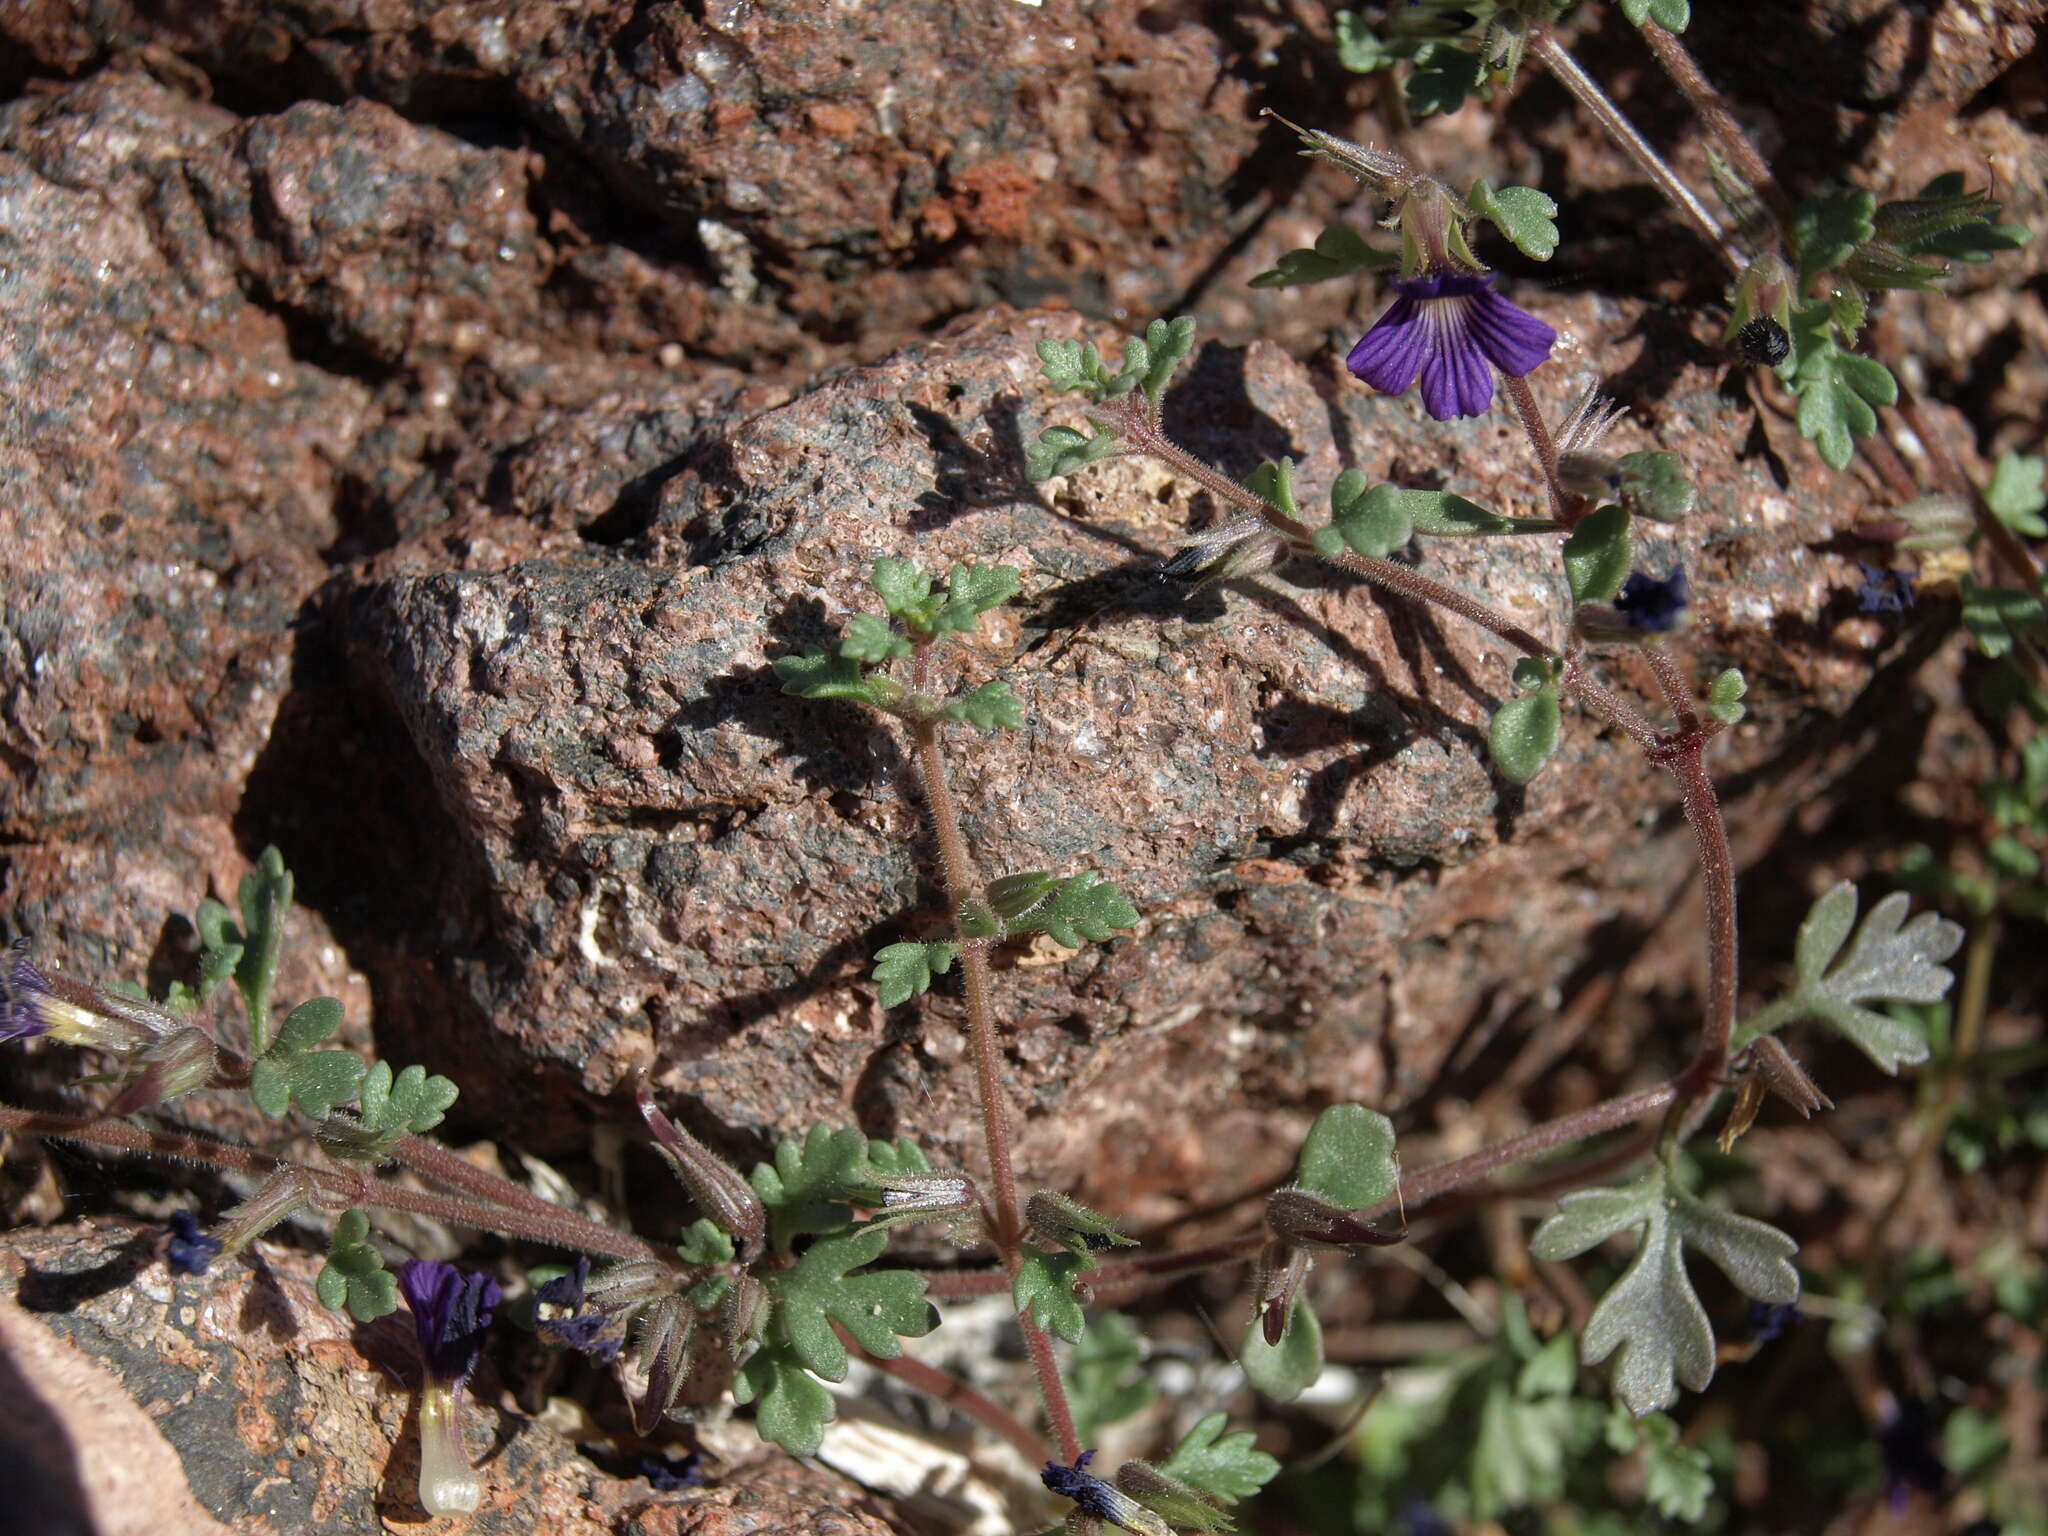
[0, 1221, 897, 1535]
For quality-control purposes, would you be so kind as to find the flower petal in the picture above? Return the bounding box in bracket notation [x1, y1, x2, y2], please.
[1346, 297, 1425, 396]
[1416, 298, 1494, 419]
[1466, 287, 1557, 378]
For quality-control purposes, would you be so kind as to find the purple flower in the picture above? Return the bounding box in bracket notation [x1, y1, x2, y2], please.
[1346, 271, 1557, 420]
[534, 1257, 624, 1362]
[3, 949, 56, 1043]
[2, 947, 180, 1052]
[1747, 1300, 1802, 1343]
[1614, 566, 1691, 633]
[398, 1259, 501, 1388]
[166, 1210, 222, 1276]
[1857, 561, 1916, 614]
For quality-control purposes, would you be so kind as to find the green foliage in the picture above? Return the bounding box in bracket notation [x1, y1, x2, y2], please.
[1027, 420, 1121, 482]
[1961, 579, 2046, 661]
[1747, 882, 1966, 1072]
[1013, 1248, 1090, 1343]
[765, 1227, 936, 1381]
[1703, 668, 1747, 726]
[1241, 1297, 1323, 1401]
[1790, 187, 1876, 283]
[872, 940, 960, 1008]
[1160, 1413, 1282, 1504]
[678, 1217, 737, 1267]
[1003, 871, 1140, 948]
[1779, 301, 1897, 470]
[323, 1060, 461, 1157]
[734, 1342, 837, 1456]
[1315, 472, 1413, 560]
[1639, 1413, 1716, 1522]
[1243, 457, 1301, 519]
[1035, 318, 1195, 405]
[1490, 662, 1562, 785]
[1986, 452, 2047, 538]
[871, 558, 1019, 641]
[316, 1209, 397, 1322]
[1068, 1312, 1157, 1442]
[1248, 224, 1396, 288]
[1562, 505, 1633, 604]
[249, 997, 366, 1118]
[1295, 1104, 1398, 1208]
[195, 846, 295, 1048]
[1620, 0, 1690, 28]
[941, 680, 1024, 732]
[751, 1125, 931, 1248]
[1873, 173, 2029, 267]
[1333, 11, 1394, 71]
[839, 612, 910, 664]
[1398, 488, 1538, 536]
[1531, 1165, 1799, 1415]
[773, 649, 902, 709]
[1406, 40, 1482, 117]
[1616, 451, 1696, 523]
[1466, 180, 1560, 262]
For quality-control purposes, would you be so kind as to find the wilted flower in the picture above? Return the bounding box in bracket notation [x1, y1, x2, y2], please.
[1346, 272, 1556, 421]
[1613, 567, 1691, 633]
[165, 1210, 222, 1277]
[398, 1259, 501, 1517]
[1041, 1451, 1170, 1535]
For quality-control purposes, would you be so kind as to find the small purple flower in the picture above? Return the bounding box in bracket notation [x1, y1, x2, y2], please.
[1857, 561, 1916, 614]
[2, 949, 54, 1043]
[1041, 1451, 1151, 1529]
[166, 1209, 222, 1276]
[1747, 1300, 1802, 1343]
[534, 1257, 624, 1362]
[1346, 271, 1557, 421]
[2, 947, 180, 1051]
[1614, 566, 1691, 633]
[640, 1452, 705, 1491]
[398, 1259, 501, 1388]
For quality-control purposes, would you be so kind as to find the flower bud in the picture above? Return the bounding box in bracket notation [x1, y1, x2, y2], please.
[1891, 494, 1971, 552]
[637, 1082, 767, 1260]
[1265, 1187, 1407, 1251]
[215, 1168, 314, 1256]
[631, 1293, 698, 1435]
[1251, 1237, 1310, 1347]
[860, 1171, 982, 1237]
[1026, 1190, 1136, 1263]
[109, 1025, 219, 1115]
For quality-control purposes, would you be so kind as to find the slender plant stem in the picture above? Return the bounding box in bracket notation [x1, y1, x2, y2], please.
[1529, 32, 1742, 274]
[1637, 22, 1794, 228]
[0, 1105, 663, 1261]
[1502, 373, 1567, 519]
[394, 1131, 590, 1224]
[1669, 747, 1738, 1089]
[841, 1329, 1052, 1463]
[902, 643, 1079, 1462]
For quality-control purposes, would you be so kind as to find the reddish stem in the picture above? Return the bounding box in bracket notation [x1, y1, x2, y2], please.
[840, 1327, 1052, 1464]
[1637, 22, 1795, 229]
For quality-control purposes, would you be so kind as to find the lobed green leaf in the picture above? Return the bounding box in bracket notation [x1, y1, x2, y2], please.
[1769, 882, 1964, 1072]
[1985, 452, 2047, 538]
[1160, 1412, 1282, 1503]
[769, 1227, 936, 1383]
[1790, 187, 1876, 282]
[1620, 0, 1691, 27]
[735, 1341, 837, 1456]
[941, 680, 1024, 732]
[872, 940, 960, 1008]
[1405, 39, 1481, 117]
[1013, 1248, 1090, 1343]
[1003, 870, 1140, 948]
[317, 1208, 397, 1322]
[1248, 224, 1396, 288]
[839, 612, 910, 663]
[1466, 180, 1560, 262]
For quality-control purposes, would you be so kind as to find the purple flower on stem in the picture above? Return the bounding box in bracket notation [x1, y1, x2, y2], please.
[1857, 561, 1916, 614]
[1346, 271, 1557, 421]
[398, 1259, 501, 1517]
[1614, 567, 1691, 633]
[166, 1210, 222, 1276]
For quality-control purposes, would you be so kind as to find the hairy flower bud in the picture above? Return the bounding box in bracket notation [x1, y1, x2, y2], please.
[1265, 1188, 1407, 1251]
[109, 1024, 219, 1115]
[214, 1167, 314, 1256]
[631, 1293, 698, 1435]
[637, 1083, 766, 1260]
[1026, 1190, 1136, 1263]
[1251, 1237, 1311, 1348]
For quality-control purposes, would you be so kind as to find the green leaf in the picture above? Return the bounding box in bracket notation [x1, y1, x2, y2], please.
[271, 996, 344, 1056]
[840, 612, 910, 663]
[233, 847, 294, 1049]
[941, 680, 1025, 732]
[1160, 1412, 1282, 1504]
[986, 870, 1060, 922]
[1333, 11, 1394, 71]
[1986, 453, 2047, 538]
[1317, 473, 1412, 560]
[677, 1216, 737, 1267]
[1473, 1380, 1578, 1516]
[1466, 180, 1560, 262]
[871, 941, 960, 1009]
[1003, 871, 1139, 948]
[1881, 175, 2030, 263]
[1790, 187, 1876, 283]
[1768, 882, 1964, 1072]
[1406, 40, 1482, 117]
[1562, 505, 1633, 604]
[1249, 224, 1396, 287]
[872, 556, 934, 620]
[767, 1227, 935, 1382]
[317, 1209, 397, 1322]
[194, 897, 245, 1000]
[1068, 1312, 1157, 1443]
[356, 1061, 460, 1137]
[1617, 451, 1697, 523]
[1241, 1298, 1324, 1401]
[1243, 457, 1301, 518]
[735, 1341, 837, 1456]
[1620, 0, 1690, 26]
[772, 650, 903, 710]
[933, 563, 1021, 635]
[1394, 488, 1537, 537]
[1642, 1414, 1715, 1521]
[1037, 338, 1117, 398]
[1531, 1167, 1798, 1415]
[1136, 316, 1197, 403]
[1027, 422, 1121, 482]
[1490, 688, 1560, 785]
[1707, 668, 1748, 725]
[250, 1048, 367, 1119]
[1013, 1248, 1090, 1343]
[1295, 1104, 1398, 1207]
[1780, 302, 1896, 471]
[751, 1124, 930, 1245]
[1961, 580, 2046, 660]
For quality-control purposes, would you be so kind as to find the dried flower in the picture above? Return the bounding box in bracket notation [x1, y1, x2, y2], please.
[2, 949, 180, 1053]
[1041, 1451, 1170, 1535]
[1346, 272, 1556, 421]
[398, 1259, 501, 1517]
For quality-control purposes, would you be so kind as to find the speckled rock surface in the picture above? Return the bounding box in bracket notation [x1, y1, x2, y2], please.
[0, 1221, 898, 1535]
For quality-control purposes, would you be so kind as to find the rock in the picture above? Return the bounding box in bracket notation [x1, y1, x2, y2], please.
[0, 1221, 897, 1535]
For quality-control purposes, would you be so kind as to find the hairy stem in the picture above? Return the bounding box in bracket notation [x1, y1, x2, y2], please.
[0, 1106, 663, 1261]
[1502, 373, 1567, 520]
[1670, 746, 1739, 1089]
[1530, 31, 1742, 274]
[1637, 22, 1794, 229]
[841, 1328, 1052, 1463]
